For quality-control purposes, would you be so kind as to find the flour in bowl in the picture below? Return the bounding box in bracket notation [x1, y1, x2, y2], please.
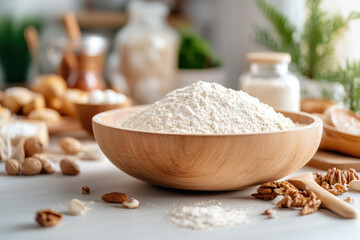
[119, 81, 295, 134]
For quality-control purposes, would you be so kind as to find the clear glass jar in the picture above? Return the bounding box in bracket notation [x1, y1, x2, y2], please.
[115, 0, 178, 104]
[239, 52, 300, 112]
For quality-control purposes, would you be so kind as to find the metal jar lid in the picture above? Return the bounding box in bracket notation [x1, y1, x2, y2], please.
[70, 34, 108, 56]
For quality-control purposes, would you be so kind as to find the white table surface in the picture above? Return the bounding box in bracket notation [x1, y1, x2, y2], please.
[1, 131, 360, 240]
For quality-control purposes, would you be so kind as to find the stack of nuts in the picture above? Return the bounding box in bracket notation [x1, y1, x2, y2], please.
[5, 137, 55, 176]
[5, 136, 83, 176]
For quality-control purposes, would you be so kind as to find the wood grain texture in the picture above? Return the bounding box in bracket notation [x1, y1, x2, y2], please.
[300, 98, 336, 114]
[75, 98, 132, 135]
[308, 150, 360, 171]
[288, 172, 357, 219]
[323, 105, 360, 136]
[319, 126, 360, 157]
[92, 106, 323, 191]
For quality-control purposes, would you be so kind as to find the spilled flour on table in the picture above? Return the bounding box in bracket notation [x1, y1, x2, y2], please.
[169, 202, 250, 230]
[119, 81, 295, 134]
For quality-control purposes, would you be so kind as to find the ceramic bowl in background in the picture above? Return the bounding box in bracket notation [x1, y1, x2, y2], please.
[74, 98, 131, 135]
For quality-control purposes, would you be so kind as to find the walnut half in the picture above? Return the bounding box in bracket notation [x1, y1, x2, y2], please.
[35, 209, 62, 227]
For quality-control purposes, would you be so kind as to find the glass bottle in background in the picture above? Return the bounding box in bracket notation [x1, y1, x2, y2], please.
[239, 52, 300, 112]
[66, 35, 108, 91]
[115, 0, 178, 104]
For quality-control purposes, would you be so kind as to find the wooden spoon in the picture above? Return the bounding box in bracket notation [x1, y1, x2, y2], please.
[63, 12, 81, 40]
[288, 172, 357, 219]
[24, 26, 40, 74]
[61, 12, 81, 81]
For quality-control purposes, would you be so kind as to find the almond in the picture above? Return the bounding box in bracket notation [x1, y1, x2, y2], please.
[101, 192, 127, 203]
[60, 158, 80, 175]
[59, 137, 83, 155]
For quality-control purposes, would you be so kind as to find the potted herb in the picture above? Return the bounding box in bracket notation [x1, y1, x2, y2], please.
[254, 0, 360, 104]
[176, 28, 224, 88]
[0, 15, 42, 85]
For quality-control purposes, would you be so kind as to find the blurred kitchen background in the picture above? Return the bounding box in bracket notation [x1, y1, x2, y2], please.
[1, 0, 360, 110]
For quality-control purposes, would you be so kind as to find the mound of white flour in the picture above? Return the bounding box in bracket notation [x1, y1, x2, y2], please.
[119, 81, 295, 134]
[170, 203, 250, 230]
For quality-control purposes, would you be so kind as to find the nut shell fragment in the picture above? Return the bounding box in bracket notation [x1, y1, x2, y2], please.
[68, 199, 87, 216]
[82, 186, 90, 194]
[122, 198, 140, 209]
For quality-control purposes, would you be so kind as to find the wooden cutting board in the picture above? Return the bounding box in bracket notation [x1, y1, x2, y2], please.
[46, 116, 82, 135]
[308, 150, 360, 171]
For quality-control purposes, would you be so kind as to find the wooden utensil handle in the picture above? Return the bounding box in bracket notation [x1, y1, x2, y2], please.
[63, 12, 81, 40]
[308, 180, 357, 219]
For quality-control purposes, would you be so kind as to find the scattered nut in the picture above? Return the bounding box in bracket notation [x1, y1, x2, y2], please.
[122, 198, 140, 209]
[5, 159, 20, 175]
[101, 192, 127, 203]
[24, 137, 44, 157]
[343, 196, 352, 203]
[60, 158, 80, 175]
[59, 137, 83, 155]
[263, 208, 276, 218]
[68, 199, 87, 216]
[349, 180, 360, 191]
[21, 157, 42, 176]
[32, 153, 55, 174]
[35, 209, 62, 227]
[82, 186, 90, 194]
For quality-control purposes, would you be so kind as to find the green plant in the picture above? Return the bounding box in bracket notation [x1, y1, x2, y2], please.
[328, 62, 360, 113]
[0, 15, 42, 84]
[178, 28, 221, 69]
[254, 0, 360, 80]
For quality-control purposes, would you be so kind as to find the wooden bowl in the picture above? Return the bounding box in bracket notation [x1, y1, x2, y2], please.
[323, 105, 360, 136]
[300, 98, 337, 114]
[74, 98, 131, 135]
[92, 106, 323, 191]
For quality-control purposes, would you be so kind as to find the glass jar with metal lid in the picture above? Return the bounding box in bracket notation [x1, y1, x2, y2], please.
[239, 52, 300, 112]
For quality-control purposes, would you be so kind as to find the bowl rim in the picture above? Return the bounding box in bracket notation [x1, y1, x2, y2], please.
[92, 106, 323, 137]
[73, 97, 131, 107]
